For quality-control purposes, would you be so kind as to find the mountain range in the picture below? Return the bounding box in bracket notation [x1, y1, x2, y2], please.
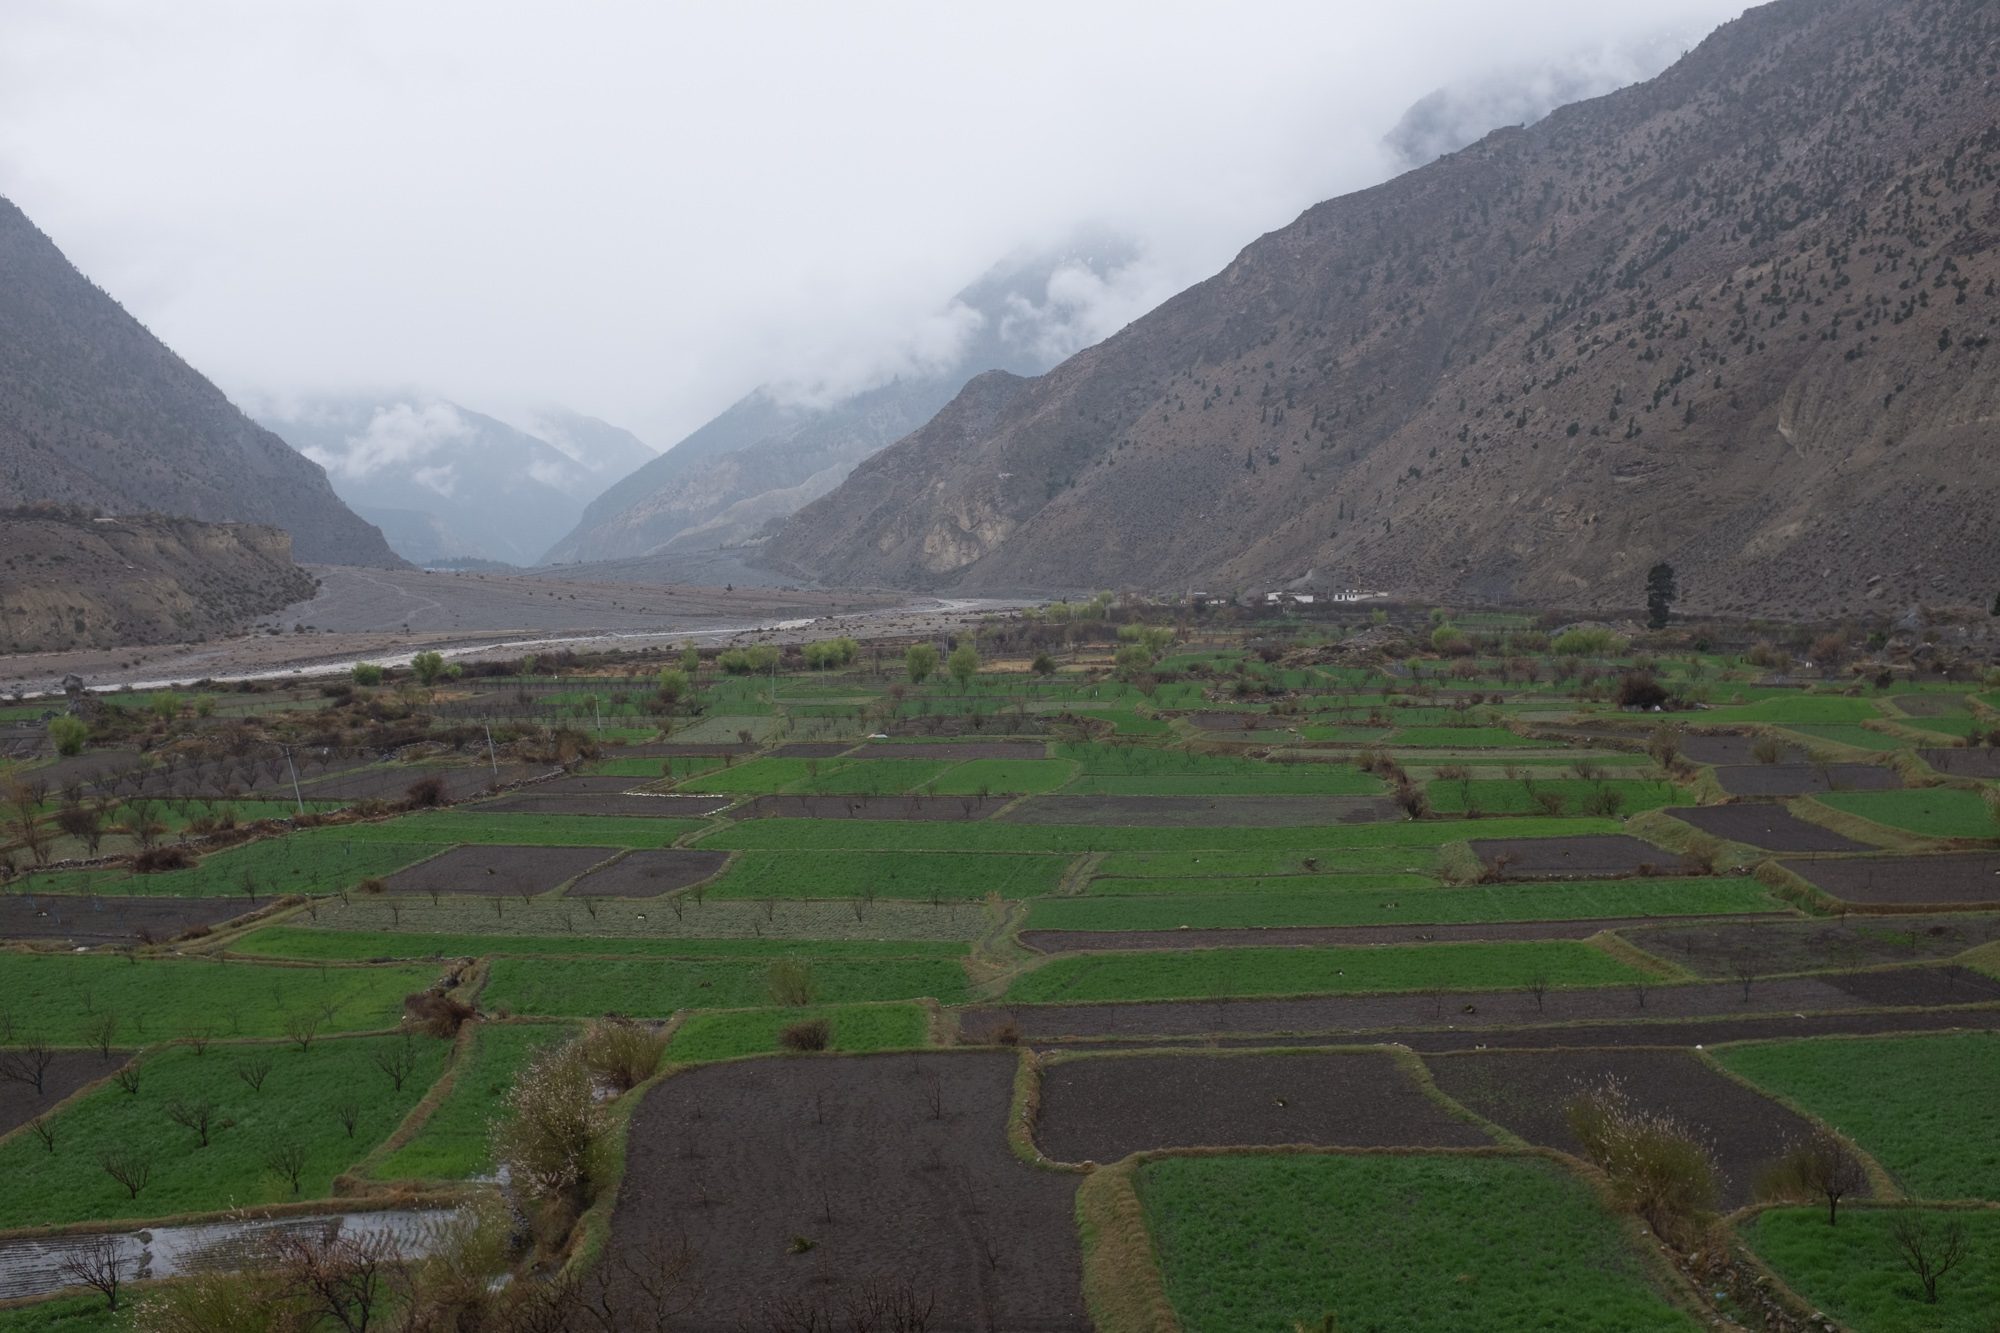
[766, 0, 1999, 618]
[0, 197, 398, 567]
[254, 397, 653, 566]
[543, 235, 1150, 566]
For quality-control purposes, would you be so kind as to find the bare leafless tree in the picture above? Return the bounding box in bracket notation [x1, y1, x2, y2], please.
[112, 1064, 142, 1095]
[98, 1149, 153, 1199]
[285, 1010, 322, 1053]
[265, 1142, 309, 1195]
[0, 1040, 54, 1095]
[1891, 1211, 1969, 1304]
[27, 1114, 55, 1153]
[56, 1234, 127, 1311]
[88, 1012, 119, 1060]
[372, 1036, 418, 1091]
[237, 1053, 274, 1093]
[165, 1097, 221, 1147]
[334, 1099, 361, 1138]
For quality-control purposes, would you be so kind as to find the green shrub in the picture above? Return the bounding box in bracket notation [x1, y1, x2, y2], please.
[350, 662, 384, 686]
[46, 715, 87, 756]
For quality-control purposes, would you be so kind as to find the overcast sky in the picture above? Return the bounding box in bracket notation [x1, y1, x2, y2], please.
[0, 1, 1748, 448]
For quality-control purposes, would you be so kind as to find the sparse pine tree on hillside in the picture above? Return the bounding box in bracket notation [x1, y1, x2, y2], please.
[1645, 563, 1678, 629]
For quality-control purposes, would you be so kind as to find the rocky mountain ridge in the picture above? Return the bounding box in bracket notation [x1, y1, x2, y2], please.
[0, 197, 400, 567]
[766, 0, 1999, 617]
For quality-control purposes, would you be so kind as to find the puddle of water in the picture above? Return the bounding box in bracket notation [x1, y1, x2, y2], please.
[0, 1206, 459, 1302]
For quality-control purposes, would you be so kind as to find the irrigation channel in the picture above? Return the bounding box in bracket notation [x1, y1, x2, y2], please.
[0, 1206, 459, 1302]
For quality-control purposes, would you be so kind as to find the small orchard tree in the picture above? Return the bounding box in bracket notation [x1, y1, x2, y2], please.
[350, 663, 383, 686]
[905, 643, 938, 685]
[48, 716, 89, 757]
[948, 645, 980, 689]
[410, 651, 447, 687]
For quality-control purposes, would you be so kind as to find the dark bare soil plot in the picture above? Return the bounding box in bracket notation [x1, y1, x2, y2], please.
[1424, 1048, 1822, 1206]
[1921, 747, 2000, 778]
[768, 742, 856, 758]
[851, 741, 1049, 761]
[1678, 733, 1804, 765]
[1034, 1050, 1491, 1164]
[600, 742, 755, 759]
[1621, 913, 2000, 977]
[1000, 794, 1400, 827]
[1018, 915, 1785, 954]
[1826, 965, 2000, 1007]
[0, 1049, 129, 1135]
[1713, 764, 1901, 796]
[1665, 806, 1872, 853]
[729, 793, 1008, 821]
[474, 792, 732, 817]
[886, 714, 1053, 738]
[608, 1052, 1088, 1332]
[1892, 693, 1972, 717]
[380, 844, 615, 897]
[300, 764, 544, 802]
[565, 849, 730, 898]
[1184, 710, 1274, 732]
[522, 774, 661, 795]
[1469, 835, 1696, 878]
[962, 973, 1906, 1044]
[0, 894, 251, 946]
[1389, 1008, 2000, 1053]
[1780, 852, 2000, 907]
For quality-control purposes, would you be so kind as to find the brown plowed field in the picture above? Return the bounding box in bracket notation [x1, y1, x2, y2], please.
[380, 845, 615, 897]
[850, 741, 1050, 761]
[1620, 913, 2000, 977]
[1921, 748, 2000, 778]
[0, 1050, 131, 1136]
[1423, 1048, 1822, 1206]
[566, 849, 730, 898]
[1827, 966, 2000, 1006]
[1713, 764, 1901, 796]
[1051, 1010, 2000, 1055]
[964, 972, 1958, 1043]
[728, 794, 1007, 821]
[1680, 734, 1804, 765]
[885, 715, 1051, 738]
[299, 764, 544, 802]
[1033, 1050, 1491, 1164]
[1017, 915, 1790, 954]
[1664, 806, 1872, 852]
[768, 742, 855, 758]
[523, 774, 658, 795]
[473, 792, 730, 817]
[600, 742, 755, 758]
[1779, 853, 2000, 907]
[0, 895, 255, 945]
[1000, 795, 1399, 827]
[607, 1052, 1088, 1331]
[1468, 835, 1695, 878]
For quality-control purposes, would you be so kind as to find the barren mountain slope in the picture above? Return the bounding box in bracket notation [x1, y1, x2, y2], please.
[0, 199, 400, 567]
[767, 0, 2000, 616]
[545, 236, 1144, 565]
[0, 509, 317, 653]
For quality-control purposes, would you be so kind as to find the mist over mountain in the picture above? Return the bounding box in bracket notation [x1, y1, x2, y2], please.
[0, 197, 398, 567]
[767, 0, 1999, 617]
[541, 235, 1156, 566]
[255, 397, 653, 567]
[1383, 28, 1703, 169]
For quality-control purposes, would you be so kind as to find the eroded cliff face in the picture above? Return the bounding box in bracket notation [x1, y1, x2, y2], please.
[767, 0, 2000, 615]
[0, 510, 317, 653]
